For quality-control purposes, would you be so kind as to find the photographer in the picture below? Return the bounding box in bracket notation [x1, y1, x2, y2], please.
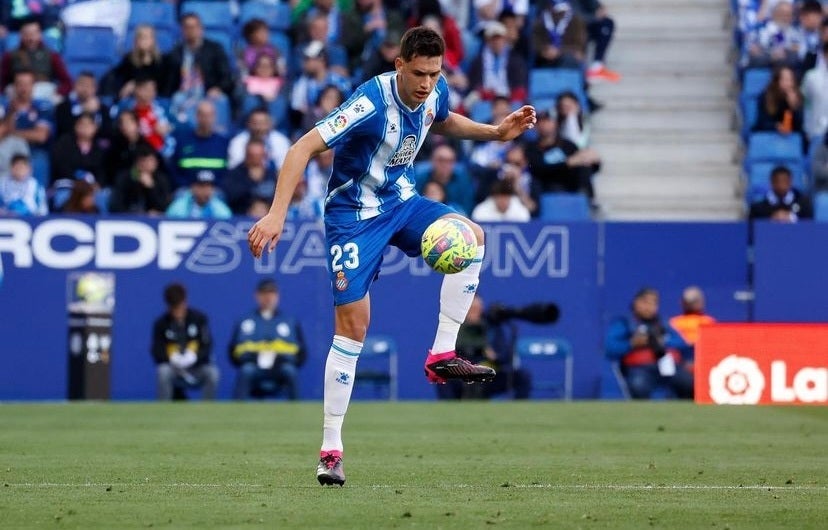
[605, 288, 694, 400]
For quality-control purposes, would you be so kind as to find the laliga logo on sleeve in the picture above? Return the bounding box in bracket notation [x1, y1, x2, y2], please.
[708, 355, 765, 405]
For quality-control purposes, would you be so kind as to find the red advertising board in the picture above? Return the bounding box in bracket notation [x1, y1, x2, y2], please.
[695, 324, 828, 405]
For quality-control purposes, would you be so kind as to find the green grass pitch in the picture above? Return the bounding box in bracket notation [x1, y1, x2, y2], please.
[1, 402, 826, 529]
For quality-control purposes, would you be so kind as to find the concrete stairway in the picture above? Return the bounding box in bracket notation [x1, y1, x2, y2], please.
[589, 0, 742, 220]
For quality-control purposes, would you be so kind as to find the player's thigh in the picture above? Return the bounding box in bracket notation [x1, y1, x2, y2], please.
[389, 195, 461, 257]
[325, 219, 389, 306]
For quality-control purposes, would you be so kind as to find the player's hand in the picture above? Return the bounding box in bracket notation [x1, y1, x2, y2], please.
[497, 105, 536, 141]
[247, 211, 285, 258]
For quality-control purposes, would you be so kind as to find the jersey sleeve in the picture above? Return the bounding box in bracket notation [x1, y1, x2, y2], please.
[434, 75, 451, 123]
[315, 88, 378, 148]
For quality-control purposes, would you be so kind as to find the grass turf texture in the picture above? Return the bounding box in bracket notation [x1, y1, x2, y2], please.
[0, 402, 826, 529]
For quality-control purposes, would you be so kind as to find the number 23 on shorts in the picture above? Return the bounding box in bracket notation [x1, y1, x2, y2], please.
[330, 242, 360, 272]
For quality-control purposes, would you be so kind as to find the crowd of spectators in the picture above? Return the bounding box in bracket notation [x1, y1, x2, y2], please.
[0, 0, 615, 219]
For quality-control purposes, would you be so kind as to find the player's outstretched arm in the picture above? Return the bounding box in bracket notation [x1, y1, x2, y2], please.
[430, 105, 536, 142]
[247, 129, 328, 258]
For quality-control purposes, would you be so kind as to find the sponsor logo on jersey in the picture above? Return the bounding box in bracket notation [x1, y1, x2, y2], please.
[387, 135, 417, 167]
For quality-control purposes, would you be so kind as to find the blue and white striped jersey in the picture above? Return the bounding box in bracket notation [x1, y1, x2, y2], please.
[315, 72, 450, 223]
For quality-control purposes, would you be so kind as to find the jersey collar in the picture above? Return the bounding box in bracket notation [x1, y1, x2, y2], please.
[391, 75, 422, 114]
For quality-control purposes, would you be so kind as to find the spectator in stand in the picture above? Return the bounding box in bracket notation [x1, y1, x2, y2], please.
[166, 169, 232, 219]
[422, 179, 448, 202]
[300, 11, 354, 76]
[246, 194, 271, 218]
[471, 179, 531, 222]
[0, 104, 30, 176]
[60, 179, 99, 214]
[296, 0, 343, 47]
[802, 17, 828, 73]
[0, 17, 72, 100]
[802, 42, 828, 141]
[290, 41, 351, 130]
[605, 287, 694, 400]
[798, 1, 824, 72]
[301, 85, 344, 134]
[570, 0, 620, 82]
[5, 69, 51, 150]
[229, 279, 308, 401]
[286, 179, 324, 221]
[419, 14, 468, 108]
[108, 25, 165, 102]
[222, 139, 276, 214]
[474, 0, 528, 34]
[466, 21, 528, 107]
[533, 0, 588, 69]
[240, 19, 285, 77]
[162, 13, 234, 123]
[228, 108, 291, 170]
[753, 66, 805, 142]
[749, 165, 813, 221]
[812, 132, 828, 190]
[130, 77, 172, 157]
[50, 112, 107, 188]
[556, 91, 591, 148]
[243, 54, 286, 108]
[499, 9, 531, 57]
[362, 30, 402, 81]
[477, 143, 540, 216]
[409, 0, 464, 71]
[744, 0, 805, 69]
[104, 110, 155, 185]
[525, 110, 599, 199]
[109, 144, 171, 215]
[170, 99, 229, 190]
[469, 96, 515, 173]
[151, 282, 220, 401]
[669, 286, 716, 352]
[304, 148, 333, 212]
[340, 0, 404, 74]
[417, 145, 475, 215]
[0, 153, 47, 216]
[0, 2, 64, 34]
[55, 71, 112, 140]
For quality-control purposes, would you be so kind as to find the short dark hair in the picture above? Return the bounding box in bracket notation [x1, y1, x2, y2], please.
[13, 68, 35, 80]
[633, 287, 659, 302]
[75, 112, 97, 124]
[243, 18, 268, 40]
[135, 143, 156, 160]
[10, 153, 30, 165]
[180, 12, 201, 25]
[134, 76, 156, 87]
[164, 283, 187, 307]
[399, 26, 445, 61]
[770, 165, 792, 180]
[76, 71, 96, 81]
[801, 0, 823, 14]
[490, 179, 515, 196]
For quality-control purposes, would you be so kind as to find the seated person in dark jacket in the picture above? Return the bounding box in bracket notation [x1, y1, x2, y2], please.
[107, 25, 166, 101]
[151, 283, 220, 401]
[229, 279, 307, 400]
[55, 71, 112, 140]
[605, 287, 694, 400]
[749, 165, 813, 222]
[105, 110, 155, 185]
[109, 144, 172, 214]
[525, 110, 599, 198]
[49, 112, 107, 188]
[752, 66, 804, 143]
[221, 138, 276, 214]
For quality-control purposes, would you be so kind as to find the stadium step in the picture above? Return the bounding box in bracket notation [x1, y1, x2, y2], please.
[592, 0, 740, 220]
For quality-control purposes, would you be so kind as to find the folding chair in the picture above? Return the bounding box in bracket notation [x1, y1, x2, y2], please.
[354, 335, 398, 400]
[515, 337, 573, 400]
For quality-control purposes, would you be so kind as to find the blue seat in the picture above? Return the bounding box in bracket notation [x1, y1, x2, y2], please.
[739, 94, 758, 139]
[180, 1, 235, 33]
[128, 0, 178, 30]
[460, 29, 481, 72]
[515, 337, 573, 400]
[204, 29, 234, 60]
[239, 1, 293, 31]
[354, 335, 398, 400]
[599, 360, 631, 400]
[745, 132, 803, 165]
[814, 192, 828, 222]
[745, 161, 807, 202]
[30, 148, 51, 187]
[63, 26, 117, 63]
[540, 193, 591, 221]
[742, 67, 772, 99]
[529, 68, 588, 112]
[65, 60, 113, 82]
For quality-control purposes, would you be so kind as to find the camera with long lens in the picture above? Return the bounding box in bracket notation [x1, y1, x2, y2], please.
[485, 302, 560, 325]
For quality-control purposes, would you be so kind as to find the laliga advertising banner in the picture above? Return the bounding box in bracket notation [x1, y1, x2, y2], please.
[695, 324, 828, 405]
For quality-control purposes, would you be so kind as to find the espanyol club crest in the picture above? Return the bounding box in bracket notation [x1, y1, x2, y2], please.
[424, 108, 434, 127]
[335, 271, 349, 291]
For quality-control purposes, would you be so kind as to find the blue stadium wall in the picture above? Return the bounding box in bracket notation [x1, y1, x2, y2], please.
[0, 218, 824, 401]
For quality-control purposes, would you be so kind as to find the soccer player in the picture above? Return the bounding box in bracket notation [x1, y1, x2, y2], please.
[247, 27, 536, 486]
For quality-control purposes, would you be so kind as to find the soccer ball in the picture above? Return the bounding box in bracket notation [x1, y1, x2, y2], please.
[421, 218, 477, 274]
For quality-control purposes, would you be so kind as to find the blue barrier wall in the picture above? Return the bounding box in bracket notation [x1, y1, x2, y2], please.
[0, 217, 818, 401]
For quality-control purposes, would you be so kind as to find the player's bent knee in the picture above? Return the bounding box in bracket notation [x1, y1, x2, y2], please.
[466, 220, 485, 246]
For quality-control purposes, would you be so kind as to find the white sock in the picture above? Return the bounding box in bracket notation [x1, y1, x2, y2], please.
[430, 245, 485, 354]
[321, 335, 362, 452]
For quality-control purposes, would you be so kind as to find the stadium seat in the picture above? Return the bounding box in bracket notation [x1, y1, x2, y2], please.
[128, 0, 178, 30]
[515, 337, 573, 400]
[239, 0, 293, 31]
[204, 29, 235, 60]
[63, 26, 118, 63]
[741, 67, 772, 99]
[65, 60, 113, 82]
[599, 360, 631, 400]
[540, 193, 592, 222]
[529, 68, 588, 112]
[739, 94, 758, 139]
[814, 192, 828, 222]
[460, 29, 481, 72]
[745, 161, 807, 202]
[30, 148, 50, 187]
[270, 31, 293, 72]
[180, 1, 235, 33]
[469, 100, 493, 124]
[744, 132, 803, 165]
[354, 335, 398, 400]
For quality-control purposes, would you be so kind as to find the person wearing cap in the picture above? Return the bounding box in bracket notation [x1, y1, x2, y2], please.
[165, 168, 232, 219]
[605, 288, 693, 400]
[151, 282, 220, 401]
[669, 286, 716, 350]
[290, 40, 352, 128]
[229, 279, 307, 400]
[467, 21, 528, 104]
